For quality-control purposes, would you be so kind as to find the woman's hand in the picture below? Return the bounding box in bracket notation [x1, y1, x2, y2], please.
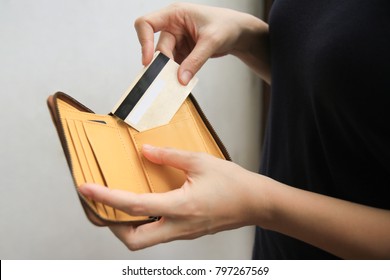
[79, 144, 390, 258]
[134, 3, 270, 84]
[79, 145, 270, 250]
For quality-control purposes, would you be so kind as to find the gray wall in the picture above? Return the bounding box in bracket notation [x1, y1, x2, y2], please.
[0, 0, 264, 259]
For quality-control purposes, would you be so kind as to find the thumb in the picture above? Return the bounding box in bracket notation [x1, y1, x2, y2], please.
[178, 40, 215, 85]
[141, 145, 200, 173]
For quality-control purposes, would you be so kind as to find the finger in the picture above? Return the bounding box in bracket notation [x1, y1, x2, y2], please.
[134, 19, 155, 66]
[134, 7, 177, 66]
[177, 38, 216, 85]
[142, 145, 201, 173]
[79, 183, 181, 217]
[156, 31, 176, 60]
[109, 218, 175, 251]
[110, 216, 202, 251]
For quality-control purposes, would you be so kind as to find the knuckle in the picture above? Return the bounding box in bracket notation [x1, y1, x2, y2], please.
[180, 150, 203, 168]
[125, 240, 141, 251]
[134, 16, 146, 29]
[168, 2, 185, 11]
[157, 148, 171, 166]
[126, 197, 145, 215]
[97, 189, 112, 206]
[187, 151, 202, 165]
[187, 54, 205, 69]
[205, 29, 224, 47]
[185, 200, 201, 217]
[181, 151, 208, 172]
[123, 230, 144, 251]
[189, 151, 208, 163]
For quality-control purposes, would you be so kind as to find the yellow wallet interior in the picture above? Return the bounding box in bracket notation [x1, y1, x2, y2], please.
[48, 92, 229, 226]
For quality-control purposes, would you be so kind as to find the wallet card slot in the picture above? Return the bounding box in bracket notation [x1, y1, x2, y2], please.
[63, 119, 85, 186]
[67, 119, 94, 182]
[126, 126, 150, 192]
[65, 119, 112, 219]
[75, 120, 116, 220]
[132, 116, 208, 193]
[82, 121, 151, 222]
[82, 121, 147, 194]
[62, 110, 113, 124]
[185, 99, 225, 158]
[58, 99, 116, 220]
[168, 101, 191, 123]
[117, 122, 150, 189]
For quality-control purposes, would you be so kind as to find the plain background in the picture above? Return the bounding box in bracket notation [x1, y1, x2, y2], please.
[0, 0, 264, 259]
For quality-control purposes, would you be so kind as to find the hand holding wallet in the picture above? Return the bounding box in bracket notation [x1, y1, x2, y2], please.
[47, 92, 230, 226]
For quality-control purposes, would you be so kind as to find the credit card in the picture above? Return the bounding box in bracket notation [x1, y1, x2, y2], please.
[111, 51, 198, 131]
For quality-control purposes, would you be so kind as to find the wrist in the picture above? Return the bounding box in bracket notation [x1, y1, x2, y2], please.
[230, 16, 271, 83]
[241, 173, 277, 229]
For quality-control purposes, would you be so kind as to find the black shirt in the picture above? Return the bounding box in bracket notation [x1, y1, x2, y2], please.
[253, 0, 390, 259]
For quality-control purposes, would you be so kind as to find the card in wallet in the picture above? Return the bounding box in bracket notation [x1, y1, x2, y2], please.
[47, 92, 230, 226]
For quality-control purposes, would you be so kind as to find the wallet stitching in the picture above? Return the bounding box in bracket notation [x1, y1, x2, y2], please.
[130, 117, 191, 135]
[64, 108, 153, 195]
[75, 120, 112, 219]
[55, 95, 151, 224]
[130, 118, 194, 193]
[115, 124, 144, 194]
[130, 115, 194, 194]
[58, 97, 217, 222]
[65, 118, 111, 219]
[83, 121, 143, 192]
[130, 133, 156, 193]
[63, 118, 84, 186]
[184, 101, 210, 154]
[131, 102, 208, 194]
[59, 111, 107, 221]
[125, 127, 156, 194]
[134, 117, 193, 193]
[81, 122, 122, 221]
[82, 120, 118, 130]
[60, 108, 112, 121]
[81, 121, 145, 221]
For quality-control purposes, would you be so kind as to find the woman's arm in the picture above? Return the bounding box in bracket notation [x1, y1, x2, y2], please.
[80, 146, 390, 259]
[134, 3, 271, 84]
[251, 175, 390, 259]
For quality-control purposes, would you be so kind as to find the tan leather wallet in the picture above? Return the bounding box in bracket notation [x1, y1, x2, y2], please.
[47, 92, 230, 226]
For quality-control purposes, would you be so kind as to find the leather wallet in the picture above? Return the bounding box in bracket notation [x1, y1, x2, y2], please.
[47, 92, 230, 226]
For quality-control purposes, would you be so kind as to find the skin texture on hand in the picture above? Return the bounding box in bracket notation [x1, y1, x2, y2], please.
[79, 145, 270, 251]
[134, 3, 270, 84]
[80, 144, 390, 258]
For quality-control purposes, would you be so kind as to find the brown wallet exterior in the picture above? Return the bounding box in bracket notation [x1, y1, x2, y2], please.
[47, 92, 230, 226]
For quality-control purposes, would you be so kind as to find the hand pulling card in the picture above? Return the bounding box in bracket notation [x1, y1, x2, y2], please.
[111, 51, 199, 131]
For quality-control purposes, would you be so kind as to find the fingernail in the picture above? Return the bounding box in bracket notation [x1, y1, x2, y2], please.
[180, 70, 193, 85]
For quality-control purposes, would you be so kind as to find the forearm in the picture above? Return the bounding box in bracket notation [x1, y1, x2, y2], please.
[79, 146, 390, 255]
[247, 174, 390, 259]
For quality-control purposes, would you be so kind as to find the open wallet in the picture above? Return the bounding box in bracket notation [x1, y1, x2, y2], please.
[47, 92, 230, 226]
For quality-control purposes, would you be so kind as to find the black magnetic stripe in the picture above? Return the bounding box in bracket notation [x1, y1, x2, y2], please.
[114, 52, 170, 120]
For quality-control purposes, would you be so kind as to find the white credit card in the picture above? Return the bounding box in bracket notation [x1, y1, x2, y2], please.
[111, 51, 198, 132]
